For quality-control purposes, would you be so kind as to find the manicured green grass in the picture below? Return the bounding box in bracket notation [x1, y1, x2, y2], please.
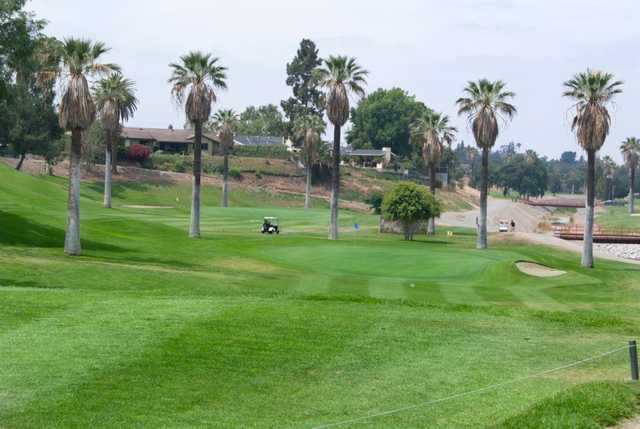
[1, 163, 640, 428]
[597, 206, 640, 229]
[493, 382, 639, 429]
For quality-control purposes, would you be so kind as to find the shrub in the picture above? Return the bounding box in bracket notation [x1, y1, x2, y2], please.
[382, 182, 440, 240]
[127, 144, 151, 163]
[365, 191, 384, 214]
[229, 168, 242, 180]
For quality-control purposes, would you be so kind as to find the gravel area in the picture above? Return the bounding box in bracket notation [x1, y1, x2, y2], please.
[594, 243, 640, 261]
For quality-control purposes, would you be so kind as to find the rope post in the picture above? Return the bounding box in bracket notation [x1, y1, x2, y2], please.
[630, 340, 639, 382]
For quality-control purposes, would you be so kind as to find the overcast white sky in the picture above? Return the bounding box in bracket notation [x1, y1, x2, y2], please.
[28, 0, 640, 161]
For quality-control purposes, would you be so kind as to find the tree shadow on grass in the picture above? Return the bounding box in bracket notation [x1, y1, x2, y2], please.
[0, 211, 125, 252]
[0, 277, 62, 290]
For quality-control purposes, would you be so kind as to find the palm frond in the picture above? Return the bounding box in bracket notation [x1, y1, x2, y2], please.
[94, 72, 138, 131]
[57, 38, 115, 130]
[456, 79, 516, 149]
[169, 51, 228, 124]
[315, 55, 368, 126]
[563, 69, 622, 152]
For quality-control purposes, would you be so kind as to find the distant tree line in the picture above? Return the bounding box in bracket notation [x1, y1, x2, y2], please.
[450, 142, 633, 201]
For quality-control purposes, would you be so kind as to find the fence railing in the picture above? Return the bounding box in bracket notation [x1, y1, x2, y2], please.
[553, 224, 640, 243]
[311, 341, 639, 429]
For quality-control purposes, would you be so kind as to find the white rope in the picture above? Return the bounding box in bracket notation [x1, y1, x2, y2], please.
[311, 344, 630, 429]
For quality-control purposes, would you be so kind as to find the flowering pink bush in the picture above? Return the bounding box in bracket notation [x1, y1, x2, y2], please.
[126, 144, 151, 163]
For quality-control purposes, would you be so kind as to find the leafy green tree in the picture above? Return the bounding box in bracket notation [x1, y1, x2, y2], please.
[365, 191, 384, 215]
[382, 182, 441, 241]
[621, 137, 640, 213]
[51, 38, 119, 256]
[316, 55, 368, 240]
[0, 1, 25, 139]
[293, 114, 325, 209]
[348, 88, 427, 157]
[211, 109, 238, 207]
[601, 155, 616, 201]
[7, 82, 61, 170]
[281, 39, 324, 140]
[169, 52, 227, 237]
[94, 73, 138, 208]
[560, 151, 577, 164]
[496, 150, 547, 198]
[410, 110, 456, 234]
[232, 104, 285, 136]
[0, 2, 61, 165]
[456, 79, 516, 249]
[0, 0, 46, 84]
[82, 120, 106, 169]
[563, 70, 622, 267]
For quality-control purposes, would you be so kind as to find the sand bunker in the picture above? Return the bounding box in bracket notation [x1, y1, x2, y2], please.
[122, 205, 174, 209]
[516, 261, 566, 278]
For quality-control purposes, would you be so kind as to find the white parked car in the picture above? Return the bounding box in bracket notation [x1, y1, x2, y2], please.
[498, 219, 510, 233]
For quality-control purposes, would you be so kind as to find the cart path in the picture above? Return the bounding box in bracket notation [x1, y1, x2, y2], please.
[439, 197, 550, 233]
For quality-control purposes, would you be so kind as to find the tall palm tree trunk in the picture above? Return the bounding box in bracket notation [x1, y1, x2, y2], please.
[111, 141, 118, 174]
[629, 166, 636, 214]
[64, 128, 82, 255]
[222, 152, 229, 208]
[190, 121, 202, 238]
[477, 147, 489, 249]
[304, 164, 312, 209]
[329, 125, 341, 240]
[104, 139, 112, 208]
[582, 150, 595, 267]
[427, 163, 437, 235]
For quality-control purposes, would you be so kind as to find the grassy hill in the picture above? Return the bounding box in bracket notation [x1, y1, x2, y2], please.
[1, 163, 639, 428]
[129, 154, 477, 211]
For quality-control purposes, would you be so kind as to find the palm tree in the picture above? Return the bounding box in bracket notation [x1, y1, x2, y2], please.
[411, 110, 456, 234]
[212, 109, 238, 208]
[563, 70, 623, 267]
[456, 79, 516, 249]
[55, 38, 119, 255]
[621, 137, 640, 214]
[315, 56, 368, 239]
[169, 52, 227, 237]
[94, 73, 138, 208]
[294, 115, 326, 209]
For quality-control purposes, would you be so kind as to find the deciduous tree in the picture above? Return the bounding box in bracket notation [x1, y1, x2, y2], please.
[382, 182, 441, 241]
[348, 88, 427, 158]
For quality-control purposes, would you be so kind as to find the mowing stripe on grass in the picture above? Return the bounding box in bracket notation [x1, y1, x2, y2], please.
[311, 344, 632, 429]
